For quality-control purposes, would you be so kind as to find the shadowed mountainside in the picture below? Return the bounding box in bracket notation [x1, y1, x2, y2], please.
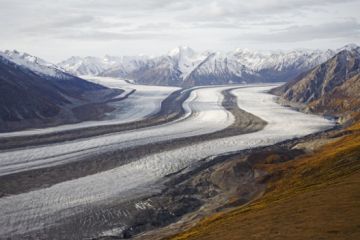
[0, 53, 121, 132]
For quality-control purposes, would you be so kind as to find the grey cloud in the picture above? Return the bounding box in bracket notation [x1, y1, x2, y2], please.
[0, 0, 359, 61]
[30, 15, 96, 30]
[49, 15, 95, 28]
[191, 22, 240, 29]
[71, 0, 194, 12]
[239, 20, 360, 42]
[191, 20, 293, 29]
[58, 30, 176, 41]
[129, 22, 173, 32]
[175, 0, 358, 24]
[21, 15, 133, 37]
[72, 0, 356, 13]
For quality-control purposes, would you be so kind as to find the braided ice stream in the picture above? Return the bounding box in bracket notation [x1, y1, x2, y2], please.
[0, 84, 334, 238]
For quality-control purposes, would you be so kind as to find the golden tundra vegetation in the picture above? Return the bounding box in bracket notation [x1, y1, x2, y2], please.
[168, 120, 360, 240]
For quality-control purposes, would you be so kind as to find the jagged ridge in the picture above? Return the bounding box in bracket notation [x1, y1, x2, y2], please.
[271, 44, 360, 120]
[58, 46, 337, 86]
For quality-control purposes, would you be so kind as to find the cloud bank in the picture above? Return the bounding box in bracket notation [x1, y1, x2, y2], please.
[0, 0, 359, 61]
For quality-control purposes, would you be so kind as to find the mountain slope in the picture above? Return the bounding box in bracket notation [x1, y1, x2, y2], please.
[168, 123, 360, 240]
[0, 51, 120, 132]
[271, 44, 360, 120]
[57, 55, 130, 76]
[58, 55, 149, 77]
[105, 47, 335, 86]
[59, 46, 335, 87]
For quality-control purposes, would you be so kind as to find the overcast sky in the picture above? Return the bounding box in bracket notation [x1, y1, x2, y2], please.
[1, 0, 359, 62]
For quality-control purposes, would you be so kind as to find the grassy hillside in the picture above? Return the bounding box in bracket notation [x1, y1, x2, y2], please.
[167, 122, 360, 240]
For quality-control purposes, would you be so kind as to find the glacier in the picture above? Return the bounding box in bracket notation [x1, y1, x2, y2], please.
[0, 84, 334, 238]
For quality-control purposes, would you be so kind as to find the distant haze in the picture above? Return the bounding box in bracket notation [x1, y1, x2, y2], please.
[0, 0, 359, 62]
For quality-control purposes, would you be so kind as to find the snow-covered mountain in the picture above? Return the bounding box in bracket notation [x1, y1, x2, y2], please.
[0, 50, 119, 132]
[58, 45, 351, 86]
[337, 43, 360, 53]
[0, 50, 73, 79]
[57, 55, 149, 76]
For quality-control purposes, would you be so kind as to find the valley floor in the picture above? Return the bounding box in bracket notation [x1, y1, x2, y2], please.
[0, 79, 336, 239]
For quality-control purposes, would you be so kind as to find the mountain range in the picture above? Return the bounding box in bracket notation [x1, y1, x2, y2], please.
[1, 44, 358, 132]
[58, 46, 340, 86]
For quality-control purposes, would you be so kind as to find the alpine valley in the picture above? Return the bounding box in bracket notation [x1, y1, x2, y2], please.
[0, 43, 359, 240]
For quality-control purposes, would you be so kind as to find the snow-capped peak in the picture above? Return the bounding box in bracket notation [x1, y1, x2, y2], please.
[57, 45, 344, 85]
[165, 46, 213, 80]
[0, 50, 68, 78]
[3, 50, 57, 68]
[58, 54, 151, 76]
[234, 48, 255, 54]
[338, 43, 359, 50]
[167, 46, 195, 58]
[337, 43, 360, 55]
